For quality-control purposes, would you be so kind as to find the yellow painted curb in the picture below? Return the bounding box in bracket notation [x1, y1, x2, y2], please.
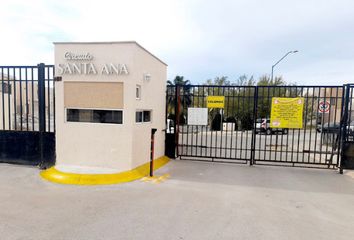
[40, 156, 170, 185]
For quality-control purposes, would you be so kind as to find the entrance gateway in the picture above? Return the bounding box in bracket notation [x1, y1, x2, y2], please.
[166, 84, 354, 171]
[1, 43, 354, 179]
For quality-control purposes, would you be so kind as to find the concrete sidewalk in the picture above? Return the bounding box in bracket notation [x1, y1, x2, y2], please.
[0, 160, 354, 240]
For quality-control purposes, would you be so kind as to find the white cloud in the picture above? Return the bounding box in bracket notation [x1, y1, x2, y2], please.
[0, 0, 353, 84]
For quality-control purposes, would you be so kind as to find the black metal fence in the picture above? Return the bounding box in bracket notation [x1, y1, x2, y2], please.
[166, 84, 354, 170]
[0, 64, 55, 167]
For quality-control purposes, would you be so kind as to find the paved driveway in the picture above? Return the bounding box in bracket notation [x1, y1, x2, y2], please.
[0, 161, 354, 240]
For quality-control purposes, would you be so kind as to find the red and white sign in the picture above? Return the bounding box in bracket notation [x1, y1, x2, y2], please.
[318, 100, 330, 113]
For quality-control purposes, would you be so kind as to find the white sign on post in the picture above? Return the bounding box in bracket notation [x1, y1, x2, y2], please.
[187, 108, 208, 125]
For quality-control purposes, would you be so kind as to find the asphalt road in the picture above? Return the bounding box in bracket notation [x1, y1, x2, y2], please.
[0, 161, 354, 240]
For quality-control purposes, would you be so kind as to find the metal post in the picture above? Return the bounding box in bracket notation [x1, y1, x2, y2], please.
[150, 128, 157, 177]
[38, 63, 46, 132]
[339, 84, 350, 174]
[175, 85, 180, 158]
[250, 86, 258, 165]
[271, 66, 274, 81]
[271, 50, 298, 81]
[37, 63, 46, 167]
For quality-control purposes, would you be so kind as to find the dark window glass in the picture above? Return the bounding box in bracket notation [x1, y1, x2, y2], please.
[143, 111, 151, 122]
[136, 85, 141, 99]
[136, 111, 143, 122]
[136, 110, 151, 123]
[67, 109, 123, 124]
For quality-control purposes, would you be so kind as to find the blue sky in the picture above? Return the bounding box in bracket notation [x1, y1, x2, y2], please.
[0, 0, 353, 85]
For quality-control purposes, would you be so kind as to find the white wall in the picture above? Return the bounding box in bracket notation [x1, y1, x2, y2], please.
[54, 42, 167, 172]
[131, 46, 167, 168]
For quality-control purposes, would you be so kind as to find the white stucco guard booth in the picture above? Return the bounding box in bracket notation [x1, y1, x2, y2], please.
[41, 42, 169, 185]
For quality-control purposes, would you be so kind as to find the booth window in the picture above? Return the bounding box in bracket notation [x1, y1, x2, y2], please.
[67, 109, 123, 124]
[136, 85, 141, 99]
[136, 110, 151, 123]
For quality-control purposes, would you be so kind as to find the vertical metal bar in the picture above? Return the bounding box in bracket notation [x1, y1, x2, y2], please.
[193, 86, 197, 157]
[266, 86, 272, 161]
[224, 86, 230, 158]
[277, 86, 286, 162]
[31, 68, 35, 131]
[236, 87, 241, 159]
[302, 87, 310, 162]
[209, 87, 213, 158]
[330, 87, 339, 165]
[241, 86, 247, 160]
[324, 87, 333, 165]
[207, 86, 211, 158]
[7, 67, 11, 130]
[256, 86, 266, 160]
[219, 87, 225, 158]
[290, 87, 297, 163]
[202, 85, 207, 157]
[296, 87, 304, 163]
[339, 84, 350, 173]
[25, 68, 29, 130]
[47, 66, 50, 132]
[1, 68, 4, 130]
[150, 128, 157, 177]
[13, 68, 17, 130]
[53, 66, 56, 132]
[183, 86, 187, 156]
[230, 86, 235, 159]
[38, 63, 46, 133]
[307, 87, 315, 163]
[211, 87, 215, 159]
[263, 87, 268, 161]
[313, 87, 321, 164]
[348, 86, 353, 135]
[250, 86, 258, 165]
[247, 87, 252, 161]
[19, 68, 23, 131]
[38, 63, 46, 168]
[175, 85, 180, 157]
[165, 86, 169, 156]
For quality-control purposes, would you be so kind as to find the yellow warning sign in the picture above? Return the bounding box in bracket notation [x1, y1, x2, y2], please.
[270, 97, 304, 129]
[207, 96, 225, 108]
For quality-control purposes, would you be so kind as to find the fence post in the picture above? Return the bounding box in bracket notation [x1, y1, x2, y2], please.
[37, 63, 46, 167]
[150, 128, 157, 177]
[175, 85, 180, 158]
[339, 84, 350, 174]
[250, 86, 258, 165]
[38, 63, 46, 132]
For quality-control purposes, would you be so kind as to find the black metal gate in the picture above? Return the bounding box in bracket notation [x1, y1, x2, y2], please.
[340, 84, 354, 171]
[166, 84, 353, 170]
[0, 64, 55, 168]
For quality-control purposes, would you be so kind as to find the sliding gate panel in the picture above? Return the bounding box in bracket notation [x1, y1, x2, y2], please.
[0, 64, 55, 167]
[167, 85, 256, 163]
[254, 86, 342, 167]
[167, 84, 345, 168]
